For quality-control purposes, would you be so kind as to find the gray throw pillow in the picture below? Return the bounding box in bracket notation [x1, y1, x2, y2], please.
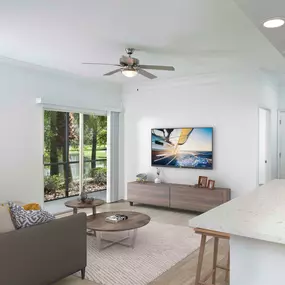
[8, 202, 55, 229]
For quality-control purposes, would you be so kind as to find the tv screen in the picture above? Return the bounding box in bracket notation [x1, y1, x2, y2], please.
[151, 128, 213, 169]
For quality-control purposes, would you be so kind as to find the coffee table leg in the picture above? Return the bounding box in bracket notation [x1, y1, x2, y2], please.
[92, 206, 96, 216]
[96, 231, 102, 251]
[131, 229, 138, 249]
[73, 208, 78, 215]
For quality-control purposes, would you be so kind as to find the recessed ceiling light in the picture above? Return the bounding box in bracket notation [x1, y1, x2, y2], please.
[263, 18, 285, 28]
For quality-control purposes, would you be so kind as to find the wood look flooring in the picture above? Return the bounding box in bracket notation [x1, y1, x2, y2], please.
[55, 202, 229, 285]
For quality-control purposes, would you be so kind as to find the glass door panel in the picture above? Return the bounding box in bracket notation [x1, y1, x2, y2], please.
[44, 111, 68, 201]
[83, 114, 107, 194]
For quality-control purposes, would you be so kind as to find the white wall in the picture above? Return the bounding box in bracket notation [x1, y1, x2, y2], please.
[122, 71, 280, 198]
[279, 83, 285, 109]
[0, 60, 121, 204]
[258, 109, 268, 185]
[0, 59, 280, 203]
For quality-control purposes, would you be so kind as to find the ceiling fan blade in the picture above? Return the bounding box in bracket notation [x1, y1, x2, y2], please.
[82, 62, 121, 66]
[103, 68, 122, 76]
[139, 65, 175, 71]
[121, 55, 134, 65]
[138, 69, 157, 80]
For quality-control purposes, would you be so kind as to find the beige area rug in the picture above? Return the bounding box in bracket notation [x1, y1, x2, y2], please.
[78, 221, 201, 285]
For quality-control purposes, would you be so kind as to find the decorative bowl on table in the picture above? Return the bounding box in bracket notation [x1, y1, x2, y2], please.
[85, 197, 95, 204]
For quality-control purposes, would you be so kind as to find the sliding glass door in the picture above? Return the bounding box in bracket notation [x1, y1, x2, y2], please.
[44, 110, 107, 201]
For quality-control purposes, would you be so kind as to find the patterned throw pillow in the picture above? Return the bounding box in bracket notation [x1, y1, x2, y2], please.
[8, 202, 55, 229]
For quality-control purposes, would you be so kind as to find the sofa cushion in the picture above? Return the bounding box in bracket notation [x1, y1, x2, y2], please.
[9, 202, 55, 229]
[0, 205, 15, 233]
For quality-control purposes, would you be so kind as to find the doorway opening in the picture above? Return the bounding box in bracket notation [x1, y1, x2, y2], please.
[258, 108, 271, 185]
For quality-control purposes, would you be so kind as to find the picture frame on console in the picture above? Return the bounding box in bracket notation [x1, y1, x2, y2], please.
[198, 176, 208, 188]
[207, 180, 215, 190]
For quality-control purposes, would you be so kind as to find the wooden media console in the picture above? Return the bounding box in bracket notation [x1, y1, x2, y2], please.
[127, 181, 231, 213]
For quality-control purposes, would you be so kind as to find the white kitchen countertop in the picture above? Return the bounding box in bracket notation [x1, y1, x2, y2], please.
[189, 179, 285, 244]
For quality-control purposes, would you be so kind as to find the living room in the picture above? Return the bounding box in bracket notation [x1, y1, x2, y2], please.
[1, 1, 285, 285]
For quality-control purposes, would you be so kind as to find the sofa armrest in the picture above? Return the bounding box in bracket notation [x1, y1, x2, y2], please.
[0, 213, 87, 285]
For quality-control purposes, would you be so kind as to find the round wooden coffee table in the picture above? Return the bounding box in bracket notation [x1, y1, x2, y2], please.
[64, 199, 104, 215]
[87, 211, 151, 250]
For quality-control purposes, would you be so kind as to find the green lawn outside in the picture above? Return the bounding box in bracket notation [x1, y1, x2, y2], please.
[44, 145, 107, 164]
[69, 150, 106, 159]
[69, 145, 107, 159]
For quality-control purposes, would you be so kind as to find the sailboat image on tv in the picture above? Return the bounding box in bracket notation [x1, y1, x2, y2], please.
[151, 128, 213, 169]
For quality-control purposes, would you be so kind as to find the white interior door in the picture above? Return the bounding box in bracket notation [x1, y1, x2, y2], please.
[278, 111, 285, 178]
[259, 108, 270, 185]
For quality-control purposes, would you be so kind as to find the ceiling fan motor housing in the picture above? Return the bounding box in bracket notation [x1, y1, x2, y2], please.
[120, 56, 139, 66]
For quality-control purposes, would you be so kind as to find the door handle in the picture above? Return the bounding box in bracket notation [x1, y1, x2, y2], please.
[265, 160, 267, 163]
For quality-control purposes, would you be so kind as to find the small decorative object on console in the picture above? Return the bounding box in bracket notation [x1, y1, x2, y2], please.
[198, 176, 208, 188]
[207, 180, 215, 189]
[154, 168, 161, 183]
[105, 214, 129, 224]
[136, 173, 147, 183]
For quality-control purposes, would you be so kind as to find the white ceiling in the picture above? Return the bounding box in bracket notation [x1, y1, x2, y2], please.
[235, 0, 285, 56]
[0, 0, 284, 83]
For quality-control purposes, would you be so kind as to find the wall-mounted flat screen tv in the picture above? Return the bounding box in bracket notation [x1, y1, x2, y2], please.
[151, 128, 213, 169]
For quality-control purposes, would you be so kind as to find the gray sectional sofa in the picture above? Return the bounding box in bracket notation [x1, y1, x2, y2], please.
[0, 213, 87, 285]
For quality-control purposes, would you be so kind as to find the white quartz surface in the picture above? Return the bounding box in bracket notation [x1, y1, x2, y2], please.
[189, 179, 285, 244]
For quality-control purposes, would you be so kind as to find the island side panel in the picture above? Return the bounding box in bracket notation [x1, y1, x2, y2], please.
[230, 235, 285, 285]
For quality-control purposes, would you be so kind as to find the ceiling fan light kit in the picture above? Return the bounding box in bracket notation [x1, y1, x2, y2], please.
[122, 67, 138, 78]
[82, 48, 175, 80]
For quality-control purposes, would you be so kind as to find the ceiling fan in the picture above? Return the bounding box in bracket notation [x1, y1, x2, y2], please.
[82, 48, 175, 79]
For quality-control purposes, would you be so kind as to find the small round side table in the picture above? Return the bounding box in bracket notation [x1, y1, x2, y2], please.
[64, 199, 105, 215]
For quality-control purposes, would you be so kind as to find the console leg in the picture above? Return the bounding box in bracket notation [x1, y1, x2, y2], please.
[81, 268, 86, 279]
[130, 202, 134, 206]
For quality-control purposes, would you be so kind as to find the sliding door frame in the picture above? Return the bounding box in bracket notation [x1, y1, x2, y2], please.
[43, 107, 108, 202]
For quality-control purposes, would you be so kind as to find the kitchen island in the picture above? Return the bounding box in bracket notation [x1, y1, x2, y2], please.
[189, 179, 285, 285]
